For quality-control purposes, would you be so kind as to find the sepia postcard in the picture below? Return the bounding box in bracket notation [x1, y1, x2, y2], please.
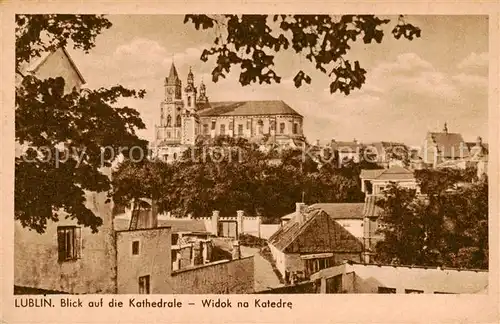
[1, 1, 500, 323]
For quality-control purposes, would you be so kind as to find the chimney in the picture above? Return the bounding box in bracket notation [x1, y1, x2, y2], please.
[232, 240, 241, 259]
[150, 199, 159, 228]
[236, 210, 244, 238]
[211, 210, 220, 236]
[295, 202, 307, 223]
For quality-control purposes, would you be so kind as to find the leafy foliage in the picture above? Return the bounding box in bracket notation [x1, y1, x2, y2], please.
[112, 136, 374, 222]
[184, 14, 421, 95]
[15, 15, 147, 233]
[375, 168, 488, 269]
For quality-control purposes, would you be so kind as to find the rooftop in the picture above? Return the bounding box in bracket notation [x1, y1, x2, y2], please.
[360, 165, 415, 181]
[197, 100, 302, 117]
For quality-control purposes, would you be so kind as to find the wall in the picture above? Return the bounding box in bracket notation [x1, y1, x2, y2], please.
[348, 264, 488, 294]
[14, 190, 117, 294]
[313, 263, 488, 294]
[169, 256, 254, 294]
[241, 216, 260, 236]
[260, 224, 280, 239]
[116, 227, 172, 294]
[269, 244, 286, 276]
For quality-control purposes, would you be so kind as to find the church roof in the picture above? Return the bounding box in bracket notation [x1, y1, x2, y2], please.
[427, 131, 470, 158]
[197, 100, 302, 117]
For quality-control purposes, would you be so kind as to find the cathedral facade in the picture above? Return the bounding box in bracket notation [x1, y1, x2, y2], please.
[154, 63, 305, 162]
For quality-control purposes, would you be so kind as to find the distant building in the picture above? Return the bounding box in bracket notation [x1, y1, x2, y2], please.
[311, 261, 488, 294]
[154, 63, 305, 162]
[330, 139, 362, 164]
[436, 135, 489, 178]
[360, 165, 418, 196]
[269, 203, 364, 282]
[421, 123, 470, 167]
[365, 141, 409, 168]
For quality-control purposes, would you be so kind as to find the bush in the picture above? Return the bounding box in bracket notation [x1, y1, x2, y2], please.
[239, 234, 267, 248]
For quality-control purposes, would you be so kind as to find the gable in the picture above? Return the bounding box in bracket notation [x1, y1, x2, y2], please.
[26, 47, 85, 93]
[284, 212, 363, 254]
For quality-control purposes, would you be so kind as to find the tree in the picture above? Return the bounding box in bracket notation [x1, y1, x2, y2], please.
[15, 15, 147, 233]
[374, 170, 488, 269]
[185, 14, 421, 95]
[112, 136, 370, 223]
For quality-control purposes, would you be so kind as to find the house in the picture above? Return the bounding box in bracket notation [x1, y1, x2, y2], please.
[364, 141, 409, 168]
[330, 139, 362, 164]
[280, 200, 384, 264]
[268, 203, 364, 282]
[14, 47, 119, 294]
[360, 165, 418, 196]
[310, 260, 488, 294]
[421, 123, 470, 167]
[436, 136, 489, 178]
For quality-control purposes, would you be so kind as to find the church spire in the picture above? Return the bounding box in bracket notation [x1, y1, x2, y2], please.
[166, 62, 180, 85]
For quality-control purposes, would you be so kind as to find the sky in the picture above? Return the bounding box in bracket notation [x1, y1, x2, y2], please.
[68, 15, 489, 146]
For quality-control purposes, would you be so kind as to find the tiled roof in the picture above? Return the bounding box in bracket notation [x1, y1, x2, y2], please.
[197, 100, 302, 117]
[363, 196, 384, 217]
[307, 203, 365, 220]
[269, 209, 363, 253]
[427, 132, 470, 158]
[360, 166, 414, 181]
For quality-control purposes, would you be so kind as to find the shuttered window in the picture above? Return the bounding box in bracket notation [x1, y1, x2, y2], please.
[57, 226, 81, 262]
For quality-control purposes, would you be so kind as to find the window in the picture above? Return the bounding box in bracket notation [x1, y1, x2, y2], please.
[167, 131, 171, 138]
[405, 289, 424, 294]
[279, 122, 285, 134]
[138, 275, 150, 294]
[211, 121, 216, 130]
[270, 120, 276, 131]
[246, 120, 251, 129]
[238, 124, 243, 135]
[293, 123, 298, 134]
[132, 241, 139, 255]
[229, 122, 234, 130]
[257, 120, 264, 134]
[57, 226, 81, 262]
[220, 124, 225, 135]
[378, 287, 396, 294]
[203, 124, 209, 135]
[166, 115, 172, 127]
[176, 115, 181, 127]
[187, 96, 191, 107]
[171, 234, 179, 245]
[173, 153, 177, 160]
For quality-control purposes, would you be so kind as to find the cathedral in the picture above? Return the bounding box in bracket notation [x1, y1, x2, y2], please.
[154, 63, 305, 162]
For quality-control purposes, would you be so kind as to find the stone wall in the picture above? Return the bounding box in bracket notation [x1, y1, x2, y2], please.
[170, 256, 255, 294]
[14, 191, 117, 294]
